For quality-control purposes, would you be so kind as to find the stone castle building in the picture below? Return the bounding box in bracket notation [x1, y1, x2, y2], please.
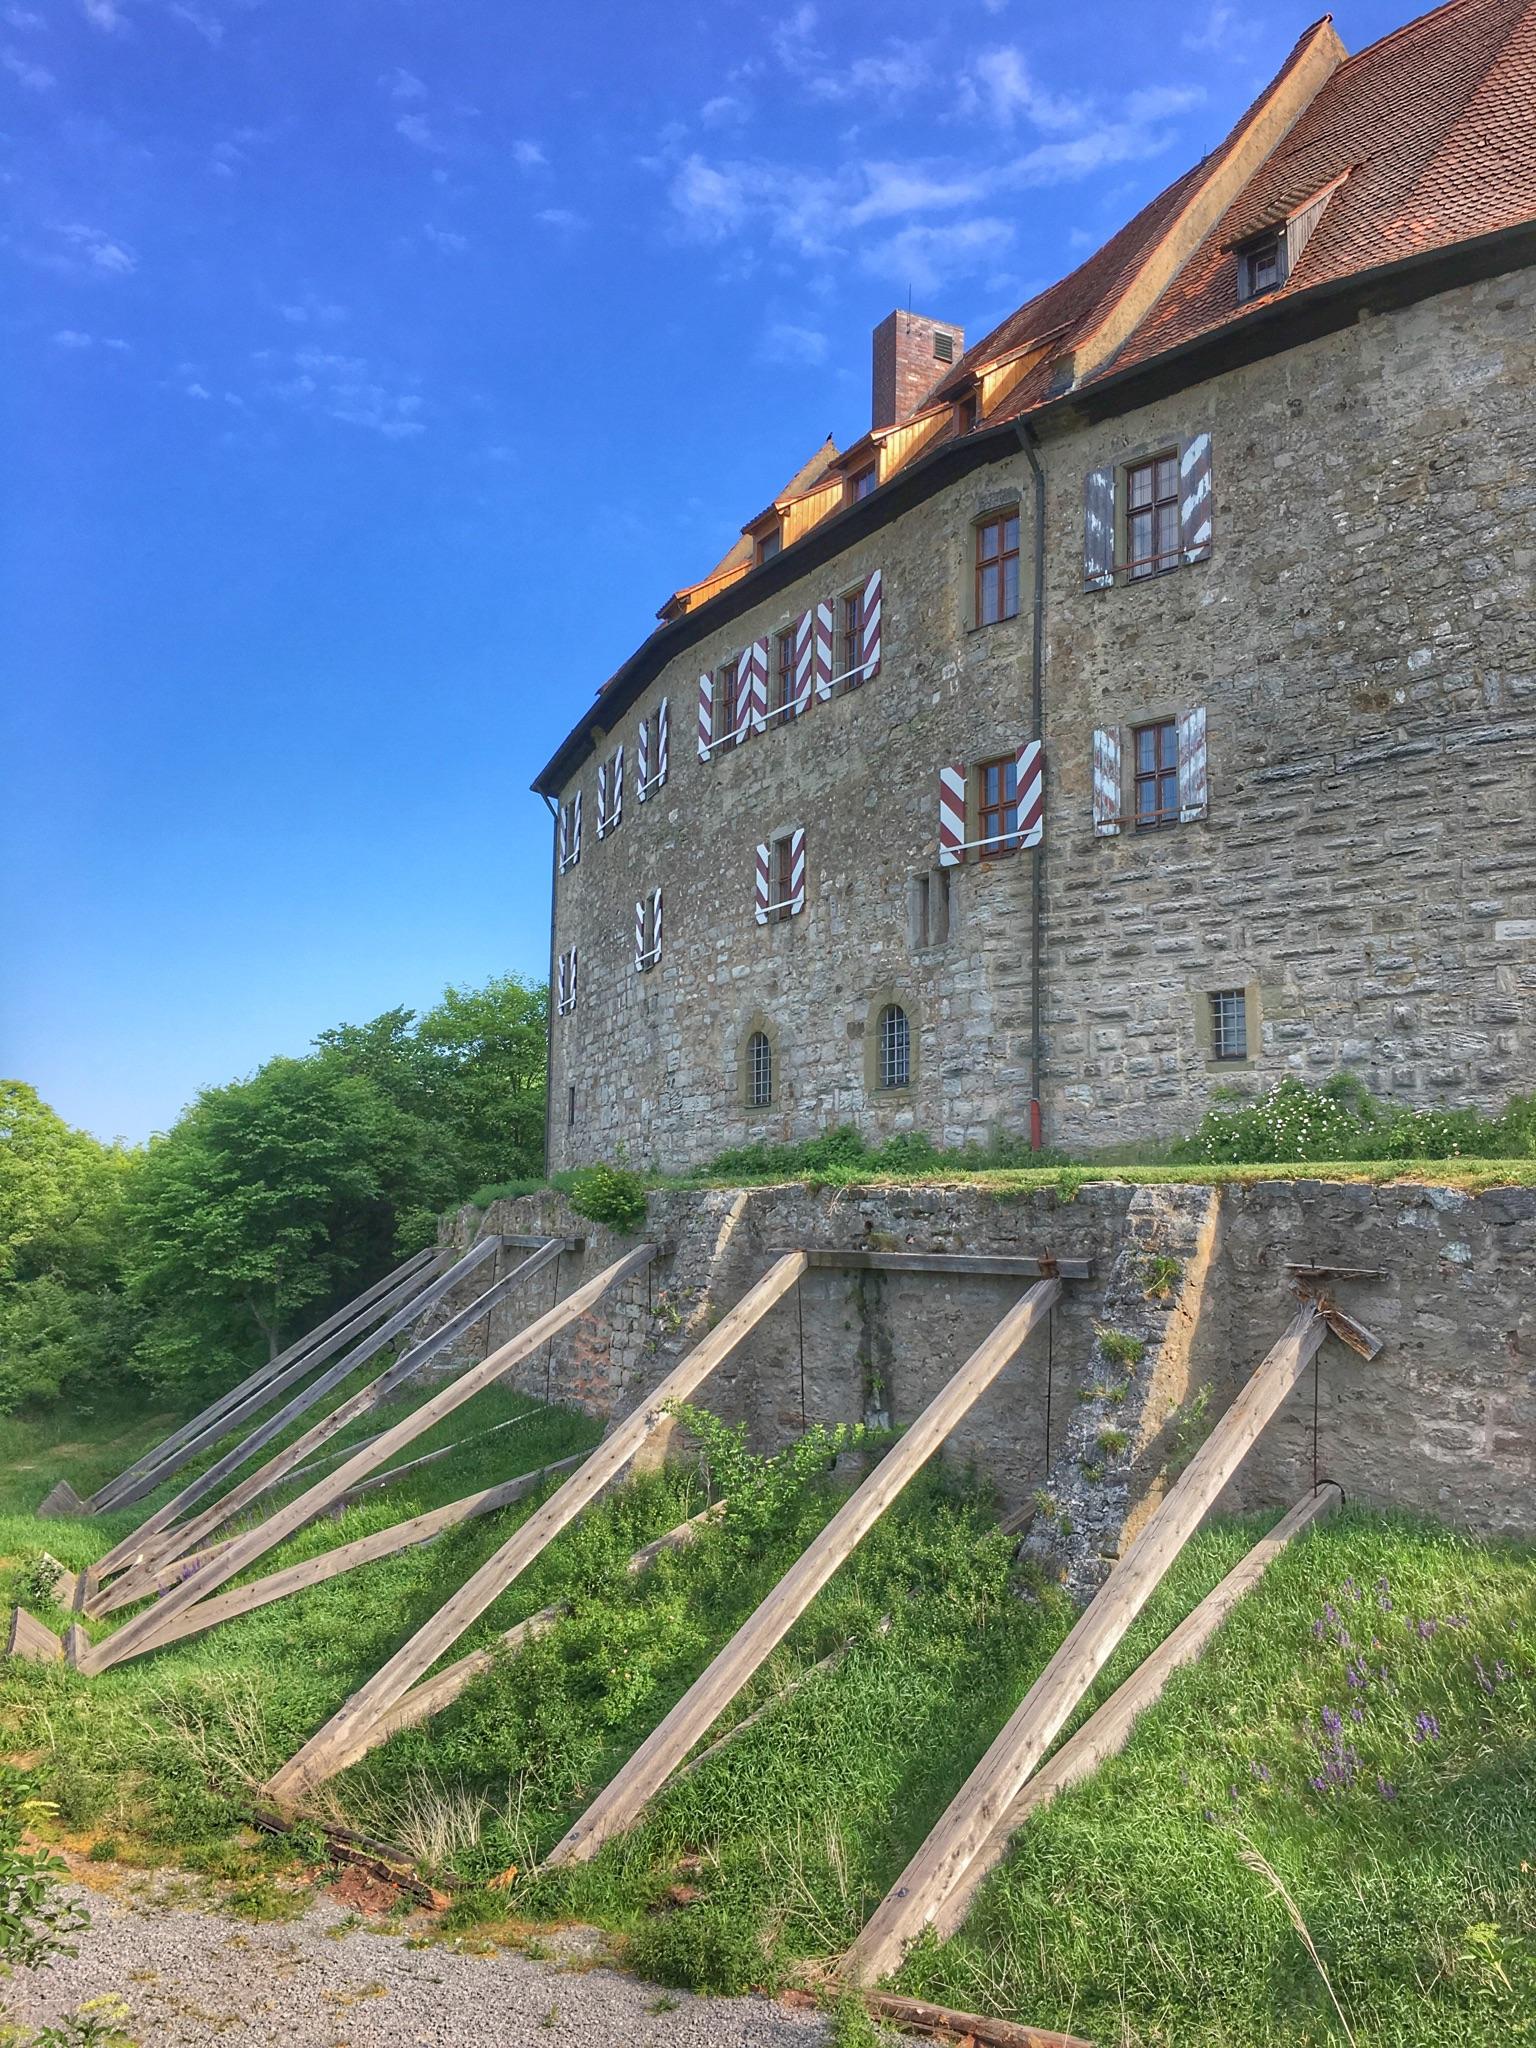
[534, 0, 1536, 1173]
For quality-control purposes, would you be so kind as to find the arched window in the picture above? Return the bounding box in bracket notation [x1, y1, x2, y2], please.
[747, 1030, 773, 1109]
[877, 1004, 910, 1090]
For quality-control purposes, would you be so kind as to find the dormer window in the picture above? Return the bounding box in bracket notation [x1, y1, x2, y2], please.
[1237, 229, 1287, 302]
[849, 464, 877, 502]
[955, 392, 978, 434]
[756, 526, 782, 564]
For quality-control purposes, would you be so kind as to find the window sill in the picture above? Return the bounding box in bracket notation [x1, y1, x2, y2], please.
[965, 614, 1022, 636]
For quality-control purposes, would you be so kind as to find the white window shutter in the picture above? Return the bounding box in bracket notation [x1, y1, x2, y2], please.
[754, 843, 770, 925]
[612, 744, 624, 830]
[814, 601, 835, 700]
[938, 765, 968, 866]
[1015, 739, 1044, 848]
[1084, 467, 1115, 589]
[697, 672, 714, 760]
[637, 717, 650, 801]
[656, 696, 669, 784]
[572, 788, 582, 861]
[1092, 729, 1121, 836]
[557, 804, 569, 871]
[788, 828, 806, 915]
[859, 569, 882, 681]
[556, 949, 566, 1012]
[792, 610, 814, 717]
[570, 945, 578, 1006]
[1179, 434, 1213, 563]
[652, 886, 663, 959]
[750, 639, 769, 735]
[633, 897, 645, 973]
[734, 648, 754, 746]
[596, 758, 609, 839]
[1178, 706, 1209, 821]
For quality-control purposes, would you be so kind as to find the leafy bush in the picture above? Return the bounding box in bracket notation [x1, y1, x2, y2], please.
[0, 1767, 88, 1972]
[561, 1163, 648, 1234]
[1171, 1075, 1536, 1166]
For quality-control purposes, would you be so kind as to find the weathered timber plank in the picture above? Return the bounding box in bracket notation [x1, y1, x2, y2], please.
[844, 1304, 1332, 1981]
[36, 1480, 88, 1519]
[72, 1455, 587, 1672]
[135, 1240, 562, 1573]
[263, 1254, 802, 1803]
[676, 1617, 890, 1785]
[863, 1990, 1093, 2048]
[7, 1607, 64, 1663]
[295, 1505, 725, 1789]
[928, 1483, 1343, 1940]
[545, 1276, 1060, 1866]
[790, 1250, 1094, 1281]
[90, 1244, 659, 1675]
[88, 1246, 444, 1514]
[92, 1249, 461, 1574]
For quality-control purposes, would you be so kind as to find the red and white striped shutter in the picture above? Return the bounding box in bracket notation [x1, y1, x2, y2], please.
[813, 600, 835, 700]
[1015, 740, 1044, 848]
[697, 672, 714, 760]
[792, 610, 814, 717]
[788, 828, 806, 915]
[557, 804, 569, 871]
[858, 569, 882, 682]
[633, 897, 645, 972]
[556, 949, 567, 1012]
[938, 766, 968, 866]
[571, 789, 582, 862]
[1084, 467, 1115, 589]
[749, 638, 769, 735]
[735, 648, 754, 746]
[637, 717, 650, 801]
[1178, 705, 1209, 821]
[612, 744, 624, 830]
[596, 759, 608, 839]
[1092, 729, 1121, 836]
[652, 886, 663, 959]
[754, 842, 771, 925]
[656, 696, 669, 784]
[1179, 433, 1213, 564]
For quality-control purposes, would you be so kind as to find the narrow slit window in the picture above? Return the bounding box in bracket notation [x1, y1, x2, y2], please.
[836, 589, 863, 683]
[1210, 988, 1248, 1061]
[878, 1004, 910, 1090]
[567, 1085, 576, 1129]
[774, 835, 795, 923]
[1132, 719, 1179, 828]
[1126, 454, 1180, 579]
[713, 661, 738, 750]
[975, 511, 1021, 625]
[977, 755, 1020, 852]
[748, 1030, 773, 1108]
[774, 629, 796, 719]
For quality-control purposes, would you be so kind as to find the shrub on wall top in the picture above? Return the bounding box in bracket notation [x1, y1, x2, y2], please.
[561, 1163, 648, 1234]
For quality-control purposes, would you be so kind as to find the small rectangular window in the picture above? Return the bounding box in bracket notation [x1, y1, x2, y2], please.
[713, 661, 738, 750]
[567, 1084, 576, 1129]
[878, 1003, 911, 1089]
[773, 835, 795, 924]
[975, 511, 1021, 626]
[955, 392, 978, 433]
[756, 527, 782, 563]
[1210, 989, 1248, 1061]
[774, 629, 796, 719]
[976, 754, 1021, 852]
[836, 589, 862, 683]
[933, 330, 954, 362]
[1237, 230, 1286, 302]
[911, 868, 951, 949]
[1132, 720, 1179, 829]
[1126, 454, 1180, 579]
[748, 1030, 773, 1109]
[849, 464, 877, 501]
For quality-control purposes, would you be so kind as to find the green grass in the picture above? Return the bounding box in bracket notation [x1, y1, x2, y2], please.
[2, 1394, 1533, 2046]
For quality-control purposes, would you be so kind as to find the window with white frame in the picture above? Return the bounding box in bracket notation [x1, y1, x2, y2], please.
[634, 889, 662, 972]
[556, 945, 578, 1015]
[557, 792, 581, 873]
[1209, 988, 1248, 1061]
[747, 1029, 772, 1108]
[637, 697, 670, 799]
[878, 1003, 910, 1089]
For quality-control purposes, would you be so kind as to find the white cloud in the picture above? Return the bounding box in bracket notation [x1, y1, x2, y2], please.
[512, 137, 546, 169]
[960, 47, 1087, 131]
[770, 1, 818, 68]
[2, 44, 52, 87]
[845, 162, 986, 227]
[171, 4, 222, 44]
[81, 0, 120, 27]
[55, 222, 137, 274]
[700, 93, 748, 127]
[861, 215, 1014, 293]
[383, 66, 425, 100]
[1125, 84, 1205, 121]
[395, 111, 446, 153]
[4, 7, 45, 25]
[279, 295, 347, 325]
[806, 41, 932, 106]
[54, 328, 93, 347]
[262, 346, 427, 439]
[1181, 4, 1258, 54]
[535, 207, 587, 230]
[422, 222, 467, 252]
[758, 320, 828, 366]
[185, 381, 211, 398]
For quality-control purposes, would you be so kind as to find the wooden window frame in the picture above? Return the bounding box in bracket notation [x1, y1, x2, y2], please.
[848, 464, 877, 503]
[877, 1003, 911, 1091]
[774, 628, 797, 719]
[713, 660, 739, 751]
[1131, 718, 1180, 829]
[835, 587, 863, 685]
[975, 754, 1021, 854]
[1209, 988, 1248, 1062]
[974, 509, 1021, 627]
[1125, 451, 1181, 580]
[756, 526, 782, 564]
[747, 1029, 773, 1109]
[772, 833, 795, 925]
[1237, 230, 1287, 302]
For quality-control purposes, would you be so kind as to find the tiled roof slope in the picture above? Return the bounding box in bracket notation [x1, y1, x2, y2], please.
[1108, 0, 1536, 374]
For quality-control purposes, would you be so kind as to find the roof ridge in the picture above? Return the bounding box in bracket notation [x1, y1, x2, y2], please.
[1331, 0, 1512, 70]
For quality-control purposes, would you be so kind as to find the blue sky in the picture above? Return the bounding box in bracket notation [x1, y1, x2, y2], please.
[2, 0, 1410, 1145]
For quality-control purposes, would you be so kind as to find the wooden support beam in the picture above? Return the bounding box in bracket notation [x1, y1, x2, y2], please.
[264, 1253, 803, 1804]
[844, 1304, 1333, 1982]
[250, 1807, 452, 1910]
[787, 1250, 1094, 1282]
[861, 1990, 1093, 2048]
[675, 1617, 891, 1786]
[72, 1455, 587, 1672]
[89, 1243, 660, 1675]
[130, 1240, 563, 1578]
[36, 1480, 88, 1520]
[545, 1277, 1062, 1868]
[928, 1482, 1343, 1941]
[88, 1533, 244, 1617]
[7, 1607, 64, 1663]
[97, 1235, 507, 1582]
[276, 1505, 725, 1791]
[88, 1246, 445, 1515]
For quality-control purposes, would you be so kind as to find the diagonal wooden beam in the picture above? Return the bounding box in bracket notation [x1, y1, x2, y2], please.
[116, 1240, 564, 1590]
[72, 1453, 587, 1671]
[286, 1505, 726, 1791]
[88, 1246, 446, 1515]
[927, 1482, 1343, 1941]
[544, 1276, 1061, 1867]
[263, 1251, 806, 1805]
[843, 1304, 1338, 1982]
[88, 1243, 659, 1674]
[97, 1235, 506, 1583]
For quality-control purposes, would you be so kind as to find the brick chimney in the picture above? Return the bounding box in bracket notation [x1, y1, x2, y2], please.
[871, 309, 965, 430]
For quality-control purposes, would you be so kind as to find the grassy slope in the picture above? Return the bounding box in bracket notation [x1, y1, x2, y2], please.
[653, 1158, 1536, 1196]
[2, 1395, 1533, 2047]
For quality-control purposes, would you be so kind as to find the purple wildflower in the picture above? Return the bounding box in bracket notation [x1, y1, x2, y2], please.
[1350, 1704, 1365, 1724]
[1321, 1706, 1343, 1736]
[1341, 1578, 1360, 1602]
[1416, 1618, 1438, 1640]
[1412, 1711, 1441, 1744]
[1377, 1775, 1398, 1802]
[1312, 1618, 1327, 1641]
[1250, 1760, 1271, 1783]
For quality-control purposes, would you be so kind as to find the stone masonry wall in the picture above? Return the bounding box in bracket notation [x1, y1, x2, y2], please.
[547, 266, 1536, 1173]
[438, 1178, 1536, 1570]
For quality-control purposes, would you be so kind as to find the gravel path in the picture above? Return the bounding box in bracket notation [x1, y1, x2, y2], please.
[4, 1878, 831, 2048]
